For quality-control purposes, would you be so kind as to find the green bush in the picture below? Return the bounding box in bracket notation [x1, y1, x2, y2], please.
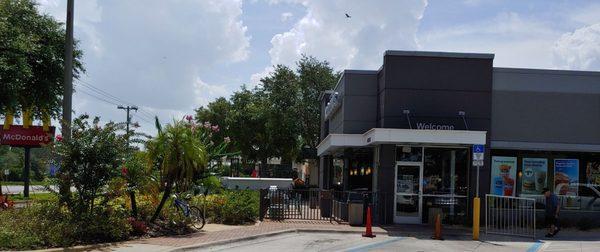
[0, 200, 132, 250]
[193, 190, 258, 225]
[198, 176, 223, 194]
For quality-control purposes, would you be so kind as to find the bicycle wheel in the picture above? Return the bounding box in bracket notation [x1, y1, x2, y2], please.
[189, 206, 205, 230]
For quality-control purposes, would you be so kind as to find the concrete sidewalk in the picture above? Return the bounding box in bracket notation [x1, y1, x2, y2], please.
[97, 221, 600, 252]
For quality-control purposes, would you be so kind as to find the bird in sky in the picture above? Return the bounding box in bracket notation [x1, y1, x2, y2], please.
[345, 13, 351, 18]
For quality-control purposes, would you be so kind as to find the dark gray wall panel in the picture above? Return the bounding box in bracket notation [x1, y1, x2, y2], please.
[343, 121, 377, 134]
[492, 91, 600, 144]
[383, 56, 493, 92]
[383, 89, 492, 119]
[377, 144, 395, 224]
[345, 72, 378, 96]
[344, 96, 377, 121]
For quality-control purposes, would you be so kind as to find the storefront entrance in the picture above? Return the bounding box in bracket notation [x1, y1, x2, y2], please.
[394, 162, 423, 223]
[394, 146, 470, 224]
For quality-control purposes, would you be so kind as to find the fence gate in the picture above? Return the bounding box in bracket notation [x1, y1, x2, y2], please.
[259, 189, 331, 221]
[485, 194, 536, 239]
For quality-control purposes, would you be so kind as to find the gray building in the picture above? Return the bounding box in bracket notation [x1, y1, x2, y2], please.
[318, 50, 600, 225]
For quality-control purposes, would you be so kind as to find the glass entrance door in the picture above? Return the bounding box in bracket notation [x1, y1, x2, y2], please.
[394, 163, 423, 223]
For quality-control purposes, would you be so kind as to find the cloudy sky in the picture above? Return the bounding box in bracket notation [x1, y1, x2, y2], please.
[35, 0, 600, 135]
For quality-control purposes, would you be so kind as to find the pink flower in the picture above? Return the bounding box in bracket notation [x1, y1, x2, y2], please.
[211, 125, 219, 132]
[203, 121, 211, 129]
[224, 137, 231, 143]
[55, 135, 63, 142]
[185, 115, 193, 122]
[121, 166, 128, 176]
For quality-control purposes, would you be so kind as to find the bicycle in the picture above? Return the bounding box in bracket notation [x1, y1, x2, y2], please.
[172, 193, 205, 230]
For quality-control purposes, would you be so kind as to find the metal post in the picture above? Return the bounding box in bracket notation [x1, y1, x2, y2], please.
[62, 0, 74, 141]
[476, 165, 480, 197]
[23, 147, 31, 198]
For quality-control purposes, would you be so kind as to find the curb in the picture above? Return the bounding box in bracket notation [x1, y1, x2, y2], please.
[171, 229, 298, 251]
[20, 242, 122, 252]
[170, 228, 389, 251]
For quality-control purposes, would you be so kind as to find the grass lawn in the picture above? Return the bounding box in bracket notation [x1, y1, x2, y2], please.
[7, 192, 56, 201]
[0, 181, 48, 186]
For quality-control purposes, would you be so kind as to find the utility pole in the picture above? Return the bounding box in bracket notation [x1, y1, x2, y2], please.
[62, 0, 74, 141]
[59, 0, 74, 204]
[117, 105, 138, 146]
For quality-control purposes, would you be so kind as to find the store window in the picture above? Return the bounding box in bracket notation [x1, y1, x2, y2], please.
[332, 158, 344, 190]
[491, 149, 600, 212]
[423, 148, 469, 195]
[396, 146, 422, 162]
[348, 150, 373, 190]
[422, 147, 469, 224]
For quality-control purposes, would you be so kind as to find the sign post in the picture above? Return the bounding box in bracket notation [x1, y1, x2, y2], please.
[0, 125, 55, 198]
[472, 144, 484, 240]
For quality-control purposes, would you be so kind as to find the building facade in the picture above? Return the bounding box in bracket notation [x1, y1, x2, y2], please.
[317, 51, 600, 225]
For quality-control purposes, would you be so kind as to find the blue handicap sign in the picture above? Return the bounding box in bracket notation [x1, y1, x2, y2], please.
[472, 144, 484, 153]
[49, 164, 59, 176]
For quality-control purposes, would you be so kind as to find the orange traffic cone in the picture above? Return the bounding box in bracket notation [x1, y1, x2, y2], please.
[362, 206, 376, 238]
[432, 213, 443, 240]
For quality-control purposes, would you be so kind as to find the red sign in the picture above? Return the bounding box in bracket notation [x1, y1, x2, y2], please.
[0, 125, 55, 147]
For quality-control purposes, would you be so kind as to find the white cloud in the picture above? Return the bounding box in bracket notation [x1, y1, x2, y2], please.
[419, 12, 562, 69]
[553, 23, 600, 71]
[36, 0, 251, 133]
[193, 77, 232, 106]
[250, 66, 274, 88]
[265, 0, 428, 70]
[281, 12, 293, 22]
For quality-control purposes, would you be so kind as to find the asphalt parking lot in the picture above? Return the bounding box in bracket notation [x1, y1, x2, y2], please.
[192, 231, 541, 252]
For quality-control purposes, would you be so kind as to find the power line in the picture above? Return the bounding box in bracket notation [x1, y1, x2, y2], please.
[133, 113, 153, 124]
[76, 88, 119, 106]
[75, 79, 156, 118]
[74, 80, 156, 122]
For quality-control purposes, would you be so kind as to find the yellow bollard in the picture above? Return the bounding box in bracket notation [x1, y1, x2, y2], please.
[473, 197, 480, 240]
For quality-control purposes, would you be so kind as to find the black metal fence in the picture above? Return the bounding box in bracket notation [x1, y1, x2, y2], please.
[259, 188, 390, 224]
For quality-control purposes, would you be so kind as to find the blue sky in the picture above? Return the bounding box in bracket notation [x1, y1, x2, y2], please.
[34, 0, 600, 134]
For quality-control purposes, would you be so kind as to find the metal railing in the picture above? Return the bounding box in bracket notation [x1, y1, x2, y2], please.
[259, 189, 389, 223]
[485, 194, 536, 239]
[260, 188, 330, 221]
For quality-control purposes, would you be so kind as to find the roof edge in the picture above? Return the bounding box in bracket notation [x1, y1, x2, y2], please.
[494, 67, 600, 76]
[385, 50, 494, 60]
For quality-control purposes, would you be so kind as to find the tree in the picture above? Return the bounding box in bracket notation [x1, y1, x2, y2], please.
[258, 65, 301, 163]
[121, 151, 151, 218]
[195, 97, 232, 145]
[0, 0, 84, 118]
[146, 118, 207, 222]
[53, 115, 128, 215]
[296, 55, 339, 150]
[227, 86, 269, 163]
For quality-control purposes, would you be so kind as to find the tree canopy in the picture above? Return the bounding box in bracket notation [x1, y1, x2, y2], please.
[0, 0, 84, 118]
[195, 55, 339, 164]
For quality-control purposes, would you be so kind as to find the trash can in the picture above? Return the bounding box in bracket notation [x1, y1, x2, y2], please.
[348, 200, 364, 226]
[347, 192, 365, 226]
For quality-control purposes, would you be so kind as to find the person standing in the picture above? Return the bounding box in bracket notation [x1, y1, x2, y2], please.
[543, 188, 560, 237]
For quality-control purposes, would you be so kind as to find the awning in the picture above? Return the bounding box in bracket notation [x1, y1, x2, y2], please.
[317, 128, 487, 156]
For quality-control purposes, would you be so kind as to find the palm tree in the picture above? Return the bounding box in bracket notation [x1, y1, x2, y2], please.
[147, 117, 207, 222]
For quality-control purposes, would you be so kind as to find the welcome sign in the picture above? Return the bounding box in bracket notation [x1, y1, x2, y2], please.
[0, 125, 55, 147]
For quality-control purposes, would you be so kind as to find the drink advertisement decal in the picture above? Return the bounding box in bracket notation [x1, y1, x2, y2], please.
[586, 161, 600, 185]
[491, 156, 517, 196]
[521, 158, 547, 195]
[554, 159, 579, 196]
